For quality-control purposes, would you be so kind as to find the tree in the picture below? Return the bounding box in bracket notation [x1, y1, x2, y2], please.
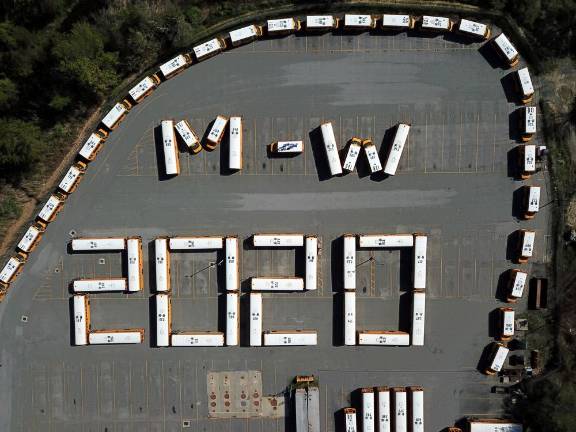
[0, 77, 18, 110]
[0, 118, 43, 174]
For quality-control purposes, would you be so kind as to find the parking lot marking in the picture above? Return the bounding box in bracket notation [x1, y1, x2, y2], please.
[475, 112, 480, 172]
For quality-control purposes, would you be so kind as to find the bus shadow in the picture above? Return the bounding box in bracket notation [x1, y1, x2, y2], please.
[500, 72, 519, 104]
[443, 31, 477, 46]
[149, 294, 157, 347]
[511, 187, 525, 220]
[153, 125, 174, 181]
[331, 237, 345, 346]
[355, 147, 372, 179]
[506, 231, 520, 263]
[373, 127, 398, 182]
[239, 291, 251, 347]
[476, 343, 495, 374]
[507, 147, 519, 179]
[488, 308, 500, 338]
[309, 126, 336, 181]
[478, 41, 504, 69]
[398, 292, 412, 333]
[68, 297, 75, 346]
[334, 408, 347, 432]
[495, 270, 512, 302]
[200, 118, 217, 151]
[219, 127, 236, 176]
[508, 109, 522, 142]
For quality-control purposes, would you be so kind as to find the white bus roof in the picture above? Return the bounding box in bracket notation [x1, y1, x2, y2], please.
[71, 237, 126, 251]
[169, 236, 223, 250]
[251, 277, 304, 291]
[305, 236, 318, 291]
[458, 18, 488, 36]
[523, 144, 536, 172]
[469, 421, 522, 432]
[226, 292, 239, 346]
[263, 330, 318, 346]
[510, 270, 528, 298]
[502, 309, 515, 337]
[155, 238, 169, 292]
[345, 409, 357, 432]
[160, 54, 188, 77]
[362, 390, 375, 431]
[250, 292, 263, 346]
[73, 278, 127, 293]
[171, 332, 225, 346]
[37, 195, 62, 222]
[306, 15, 336, 28]
[490, 345, 509, 372]
[364, 142, 383, 173]
[253, 233, 304, 247]
[320, 122, 343, 176]
[411, 389, 424, 432]
[17, 225, 42, 253]
[101, 103, 127, 129]
[79, 133, 103, 160]
[73, 295, 88, 346]
[411, 291, 426, 346]
[358, 331, 410, 346]
[377, 388, 391, 432]
[421, 16, 451, 30]
[155, 293, 170, 347]
[494, 33, 518, 62]
[521, 230, 535, 257]
[517, 67, 534, 96]
[267, 18, 297, 32]
[128, 76, 155, 102]
[344, 14, 373, 27]
[382, 14, 411, 28]
[524, 106, 536, 134]
[127, 238, 142, 292]
[225, 236, 239, 292]
[229, 25, 260, 44]
[359, 234, 414, 248]
[527, 186, 540, 213]
[193, 38, 223, 59]
[161, 120, 179, 176]
[89, 330, 143, 344]
[344, 291, 356, 346]
[384, 123, 410, 175]
[0, 257, 22, 284]
[394, 389, 408, 432]
[174, 120, 199, 148]
[58, 165, 82, 193]
[229, 116, 243, 170]
[413, 235, 427, 290]
[343, 141, 361, 171]
[208, 115, 228, 143]
[275, 141, 303, 153]
[344, 235, 356, 290]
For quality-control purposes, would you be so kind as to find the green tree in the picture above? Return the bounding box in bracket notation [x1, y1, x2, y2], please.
[0, 77, 18, 110]
[0, 118, 43, 174]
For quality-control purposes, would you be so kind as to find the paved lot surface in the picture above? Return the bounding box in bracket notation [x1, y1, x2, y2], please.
[0, 28, 549, 432]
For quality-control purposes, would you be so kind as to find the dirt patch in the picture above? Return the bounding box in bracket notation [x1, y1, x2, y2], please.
[566, 199, 576, 229]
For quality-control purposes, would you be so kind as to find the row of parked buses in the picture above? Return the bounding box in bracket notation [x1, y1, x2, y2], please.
[344, 386, 423, 432]
[343, 234, 427, 347]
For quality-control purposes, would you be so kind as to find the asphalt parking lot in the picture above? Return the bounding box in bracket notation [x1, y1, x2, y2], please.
[0, 27, 549, 432]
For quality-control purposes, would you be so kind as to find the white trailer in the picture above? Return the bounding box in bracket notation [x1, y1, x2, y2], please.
[393, 388, 408, 432]
[521, 144, 536, 177]
[229, 116, 243, 170]
[78, 132, 105, 161]
[251, 277, 304, 291]
[362, 388, 375, 432]
[305, 235, 318, 291]
[306, 15, 338, 30]
[175, 120, 201, 153]
[343, 139, 361, 172]
[421, 15, 452, 31]
[169, 236, 223, 250]
[307, 386, 321, 432]
[156, 293, 171, 347]
[359, 234, 414, 248]
[101, 102, 130, 130]
[127, 237, 143, 292]
[171, 332, 225, 347]
[128, 75, 160, 103]
[89, 329, 144, 344]
[486, 343, 509, 374]
[409, 387, 424, 432]
[17, 223, 45, 253]
[58, 162, 85, 194]
[159, 54, 191, 79]
[226, 236, 239, 292]
[457, 18, 490, 39]
[493, 33, 519, 67]
[73, 294, 90, 346]
[193, 37, 225, 61]
[155, 238, 170, 292]
[37, 194, 64, 223]
[345, 408, 358, 432]
[521, 106, 536, 140]
[263, 330, 317, 346]
[250, 293, 262, 346]
[363, 140, 382, 173]
[343, 235, 356, 290]
[0, 256, 24, 286]
[500, 308, 515, 340]
[468, 419, 523, 432]
[381, 14, 414, 29]
[229, 24, 262, 46]
[357, 331, 410, 346]
[411, 291, 426, 346]
[344, 291, 356, 346]
[226, 292, 239, 346]
[253, 233, 304, 247]
[295, 388, 308, 432]
[383, 123, 410, 176]
[267, 18, 300, 34]
[344, 14, 375, 29]
[516, 67, 534, 103]
[206, 115, 228, 150]
[508, 269, 528, 301]
[161, 120, 180, 175]
[320, 122, 343, 176]
[73, 278, 127, 293]
[413, 235, 427, 290]
[518, 229, 535, 262]
[71, 237, 126, 251]
[271, 140, 304, 153]
[377, 387, 391, 432]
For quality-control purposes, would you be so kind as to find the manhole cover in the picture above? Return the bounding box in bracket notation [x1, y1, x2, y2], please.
[98, 258, 106, 265]
[21, 316, 28, 322]
[54, 268, 60, 273]
[69, 230, 76, 237]
[182, 420, 191, 428]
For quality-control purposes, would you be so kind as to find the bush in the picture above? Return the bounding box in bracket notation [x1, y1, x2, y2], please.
[0, 118, 43, 175]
